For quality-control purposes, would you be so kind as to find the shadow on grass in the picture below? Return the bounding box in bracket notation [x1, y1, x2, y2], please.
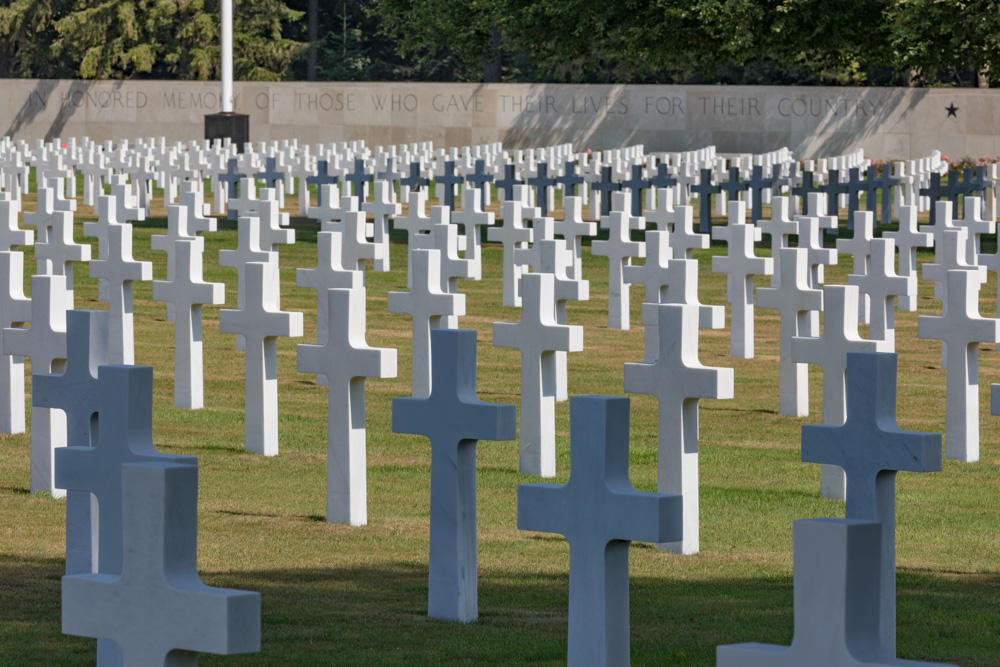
[3, 555, 996, 665]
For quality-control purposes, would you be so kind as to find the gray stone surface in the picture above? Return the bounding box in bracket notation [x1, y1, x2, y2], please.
[1, 80, 994, 159]
[392, 329, 515, 623]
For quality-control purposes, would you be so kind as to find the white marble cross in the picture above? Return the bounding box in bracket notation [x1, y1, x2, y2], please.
[0, 251, 31, 433]
[33, 199, 90, 293]
[451, 187, 493, 280]
[758, 196, 798, 287]
[0, 194, 32, 251]
[393, 329, 515, 622]
[711, 214, 773, 359]
[666, 205, 709, 260]
[848, 238, 915, 349]
[884, 205, 931, 312]
[89, 221, 152, 365]
[517, 396, 682, 666]
[219, 215, 275, 351]
[388, 249, 465, 398]
[792, 285, 890, 500]
[643, 187, 675, 233]
[297, 230, 364, 387]
[494, 272, 582, 477]
[528, 237, 588, 402]
[796, 214, 838, 336]
[800, 352, 943, 658]
[218, 261, 304, 456]
[361, 180, 400, 272]
[592, 210, 645, 329]
[487, 196, 534, 307]
[153, 238, 226, 409]
[836, 211, 875, 323]
[298, 288, 396, 526]
[396, 189, 433, 289]
[551, 196, 595, 281]
[62, 461, 261, 664]
[923, 200, 962, 300]
[955, 196, 994, 265]
[624, 303, 733, 554]
[718, 517, 954, 666]
[151, 203, 197, 323]
[918, 268, 999, 462]
[4, 274, 71, 496]
[757, 248, 823, 417]
[922, 227, 984, 309]
[33, 310, 108, 577]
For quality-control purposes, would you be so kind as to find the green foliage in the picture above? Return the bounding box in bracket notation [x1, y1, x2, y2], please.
[0, 0, 997, 85]
[888, 0, 1000, 85]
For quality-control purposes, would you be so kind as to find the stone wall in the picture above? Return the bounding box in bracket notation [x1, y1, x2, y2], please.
[1, 79, 996, 160]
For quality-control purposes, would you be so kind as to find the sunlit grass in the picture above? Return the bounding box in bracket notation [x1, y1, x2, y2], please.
[0, 179, 997, 665]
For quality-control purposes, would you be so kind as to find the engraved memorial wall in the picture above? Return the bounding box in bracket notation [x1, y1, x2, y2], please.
[1, 79, 997, 159]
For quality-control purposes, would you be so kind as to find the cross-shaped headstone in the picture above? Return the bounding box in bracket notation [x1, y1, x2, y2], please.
[873, 163, 901, 226]
[517, 395, 682, 665]
[745, 165, 773, 226]
[298, 287, 396, 525]
[33, 310, 108, 577]
[717, 517, 954, 666]
[759, 197, 799, 287]
[465, 158, 494, 203]
[796, 214, 838, 337]
[690, 168, 720, 233]
[527, 161, 558, 216]
[592, 210, 645, 330]
[619, 164, 648, 216]
[218, 157, 242, 209]
[362, 180, 401, 273]
[4, 274, 71, 496]
[388, 249, 465, 398]
[344, 157, 373, 200]
[923, 226, 983, 305]
[307, 159, 339, 207]
[821, 169, 849, 219]
[494, 272, 582, 477]
[218, 261, 304, 456]
[0, 251, 31, 434]
[33, 202, 90, 293]
[845, 167, 868, 225]
[884, 205, 931, 312]
[393, 328, 515, 622]
[758, 248, 823, 417]
[62, 460, 261, 663]
[451, 187, 492, 280]
[399, 161, 430, 193]
[718, 166, 749, 212]
[396, 189, 434, 288]
[487, 196, 534, 307]
[918, 172, 954, 227]
[552, 196, 595, 282]
[434, 160, 463, 209]
[800, 352, 943, 657]
[0, 195, 32, 251]
[712, 217, 774, 358]
[590, 165, 621, 217]
[152, 238, 225, 409]
[257, 155, 284, 194]
[837, 210, 876, 323]
[918, 268, 999, 462]
[955, 196, 994, 265]
[624, 303, 733, 554]
[848, 238, 914, 349]
[792, 284, 890, 499]
[89, 222, 152, 365]
[555, 160, 584, 198]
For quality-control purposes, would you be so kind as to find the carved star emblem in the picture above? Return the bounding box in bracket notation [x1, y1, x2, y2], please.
[946, 103, 959, 118]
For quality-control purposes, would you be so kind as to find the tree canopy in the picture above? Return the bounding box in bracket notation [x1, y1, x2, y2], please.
[0, 0, 995, 86]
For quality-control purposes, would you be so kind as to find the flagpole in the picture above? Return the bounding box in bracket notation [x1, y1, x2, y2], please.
[221, 0, 233, 113]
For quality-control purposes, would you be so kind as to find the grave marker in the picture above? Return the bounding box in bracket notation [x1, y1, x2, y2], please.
[393, 329, 515, 622]
[518, 396, 682, 666]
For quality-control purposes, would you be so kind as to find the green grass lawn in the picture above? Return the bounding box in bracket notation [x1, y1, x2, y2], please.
[1, 182, 998, 665]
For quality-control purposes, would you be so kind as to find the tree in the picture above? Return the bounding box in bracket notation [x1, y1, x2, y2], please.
[52, 0, 305, 80]
[0, 0, 73, 78]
